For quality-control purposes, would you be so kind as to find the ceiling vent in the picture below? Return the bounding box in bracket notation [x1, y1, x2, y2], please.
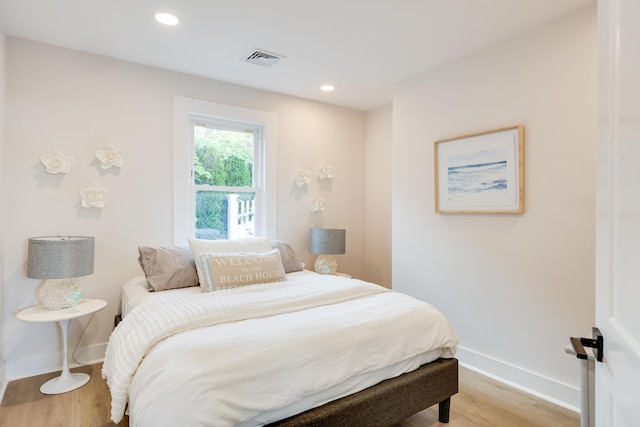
[244, 48, 284, 67]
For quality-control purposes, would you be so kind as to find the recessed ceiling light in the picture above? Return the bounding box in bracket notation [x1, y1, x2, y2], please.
[320, 84, 336, 92]
[154, 12, 180, 26]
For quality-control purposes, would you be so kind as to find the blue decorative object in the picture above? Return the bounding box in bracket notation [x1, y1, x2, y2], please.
[66, 290, 83, 306]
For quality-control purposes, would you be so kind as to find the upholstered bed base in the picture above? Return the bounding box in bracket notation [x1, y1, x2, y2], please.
[267, 358, 458, 427]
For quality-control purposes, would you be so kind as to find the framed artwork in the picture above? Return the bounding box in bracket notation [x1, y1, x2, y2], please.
[434, 125, 524, 214]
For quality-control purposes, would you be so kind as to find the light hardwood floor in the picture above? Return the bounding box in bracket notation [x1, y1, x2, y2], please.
[0, 363, 579, 427]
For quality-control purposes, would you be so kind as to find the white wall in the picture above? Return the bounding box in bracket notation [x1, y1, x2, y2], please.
[364, 105, 393, 288]
[3, 38, 367, 379]
[0, 25, 6, 392]
[392, 5, 596, 410]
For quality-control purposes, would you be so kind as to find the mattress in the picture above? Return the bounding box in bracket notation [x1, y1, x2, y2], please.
[108, 270, 458, 426]
[121, 275, 199, 318]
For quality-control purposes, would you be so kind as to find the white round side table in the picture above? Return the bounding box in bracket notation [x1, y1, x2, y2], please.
[17, 298, 107, 394]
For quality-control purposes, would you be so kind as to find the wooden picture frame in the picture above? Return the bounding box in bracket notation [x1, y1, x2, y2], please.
[434, 125, 524, 214]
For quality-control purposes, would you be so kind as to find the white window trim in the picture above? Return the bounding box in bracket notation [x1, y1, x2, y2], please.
[173, 96, 277, 245]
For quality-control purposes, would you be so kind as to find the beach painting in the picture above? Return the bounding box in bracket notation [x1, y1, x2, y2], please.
[435, 126, 524, 213]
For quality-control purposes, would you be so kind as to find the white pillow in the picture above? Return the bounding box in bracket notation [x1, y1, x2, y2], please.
[188, 237, 273, 286]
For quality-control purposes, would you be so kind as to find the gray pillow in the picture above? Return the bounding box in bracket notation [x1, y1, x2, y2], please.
[138, 246, 199, 291]
[270, 240, 303, 273]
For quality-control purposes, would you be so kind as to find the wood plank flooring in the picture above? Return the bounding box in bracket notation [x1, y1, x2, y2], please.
[0, 364, 127, 427]
[0, 363, 579, 427]
[394, 368, 579, 427]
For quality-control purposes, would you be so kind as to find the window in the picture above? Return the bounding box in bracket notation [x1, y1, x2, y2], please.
[192, 118, 261, 239]
[173, 96, 277, 245]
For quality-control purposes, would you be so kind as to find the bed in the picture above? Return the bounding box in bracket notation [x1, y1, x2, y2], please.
[103, 238, 459, 427]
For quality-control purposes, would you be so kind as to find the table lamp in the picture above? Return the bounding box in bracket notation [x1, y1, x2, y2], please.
[27, 236, 95, 310]
[309, 228, 346, 275]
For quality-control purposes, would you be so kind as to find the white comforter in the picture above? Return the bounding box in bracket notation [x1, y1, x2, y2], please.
[103, 271, 458, 426]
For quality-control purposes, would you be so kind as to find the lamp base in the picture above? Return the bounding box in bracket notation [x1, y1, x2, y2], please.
[314, 255, 338, 275]
[39, 279, 83, 310]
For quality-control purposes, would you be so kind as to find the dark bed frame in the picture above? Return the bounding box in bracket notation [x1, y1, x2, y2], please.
[267, 358, 458, 427]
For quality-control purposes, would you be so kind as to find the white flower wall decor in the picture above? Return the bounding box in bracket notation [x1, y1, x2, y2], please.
[310, 197, 326, 212]
[318, 165, 333, 180]
[80, 182, 111, 208]
[40, 150, 76, 174]
[295, 170, 310, 188]
[96, 144, 124, 169]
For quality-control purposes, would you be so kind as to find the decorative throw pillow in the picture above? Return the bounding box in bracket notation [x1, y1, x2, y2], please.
[197, 249, 286, 292]
[138, 246, 199, 292]
[188, 237, 273, 286]
[270, 240, 303, 273]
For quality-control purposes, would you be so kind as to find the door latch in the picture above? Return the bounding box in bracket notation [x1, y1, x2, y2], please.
[570, 327, 603, 362]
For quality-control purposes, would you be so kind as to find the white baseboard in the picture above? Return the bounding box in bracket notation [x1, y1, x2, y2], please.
[456, 346, 580, 413]
[6, 342, 107, 381]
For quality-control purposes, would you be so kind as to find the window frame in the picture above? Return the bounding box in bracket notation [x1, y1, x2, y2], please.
[173, 96, 277, 245]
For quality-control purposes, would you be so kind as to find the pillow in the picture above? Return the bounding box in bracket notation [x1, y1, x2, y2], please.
[188, 237, 273, 285]
[270, 240, 303, 273]
[138, 246, 199, 292]
[197, 249, 286, 292]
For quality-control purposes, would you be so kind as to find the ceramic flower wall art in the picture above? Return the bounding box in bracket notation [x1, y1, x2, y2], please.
[96, 144, 123, 169]
[296, 170, 310, 188]
[80, 182, 111, 208]
[40, 150, 76, 174]
[310, 197, 326, 212]
[318, 165, 333, 180]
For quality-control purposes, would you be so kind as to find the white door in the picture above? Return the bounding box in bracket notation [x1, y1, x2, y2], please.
[595, 0, 640, 425]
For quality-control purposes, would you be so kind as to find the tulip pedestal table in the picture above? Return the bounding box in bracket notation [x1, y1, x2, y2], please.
[17, 298, 107, 394]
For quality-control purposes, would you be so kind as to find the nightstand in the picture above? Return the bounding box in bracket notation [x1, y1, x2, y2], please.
[17, 298, 107, 394]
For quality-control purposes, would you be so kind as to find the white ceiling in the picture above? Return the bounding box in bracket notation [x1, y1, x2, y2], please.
[0, 0, 594, 111]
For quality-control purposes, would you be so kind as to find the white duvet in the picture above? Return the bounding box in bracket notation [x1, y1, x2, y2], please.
[103, 271, 458, 426]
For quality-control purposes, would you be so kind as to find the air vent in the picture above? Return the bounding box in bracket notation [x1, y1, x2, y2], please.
[244, 48, 284, 67]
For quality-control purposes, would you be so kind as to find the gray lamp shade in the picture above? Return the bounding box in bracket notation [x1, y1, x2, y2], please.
[309, 228, 346, 255]
[27, 236, 95, 279]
